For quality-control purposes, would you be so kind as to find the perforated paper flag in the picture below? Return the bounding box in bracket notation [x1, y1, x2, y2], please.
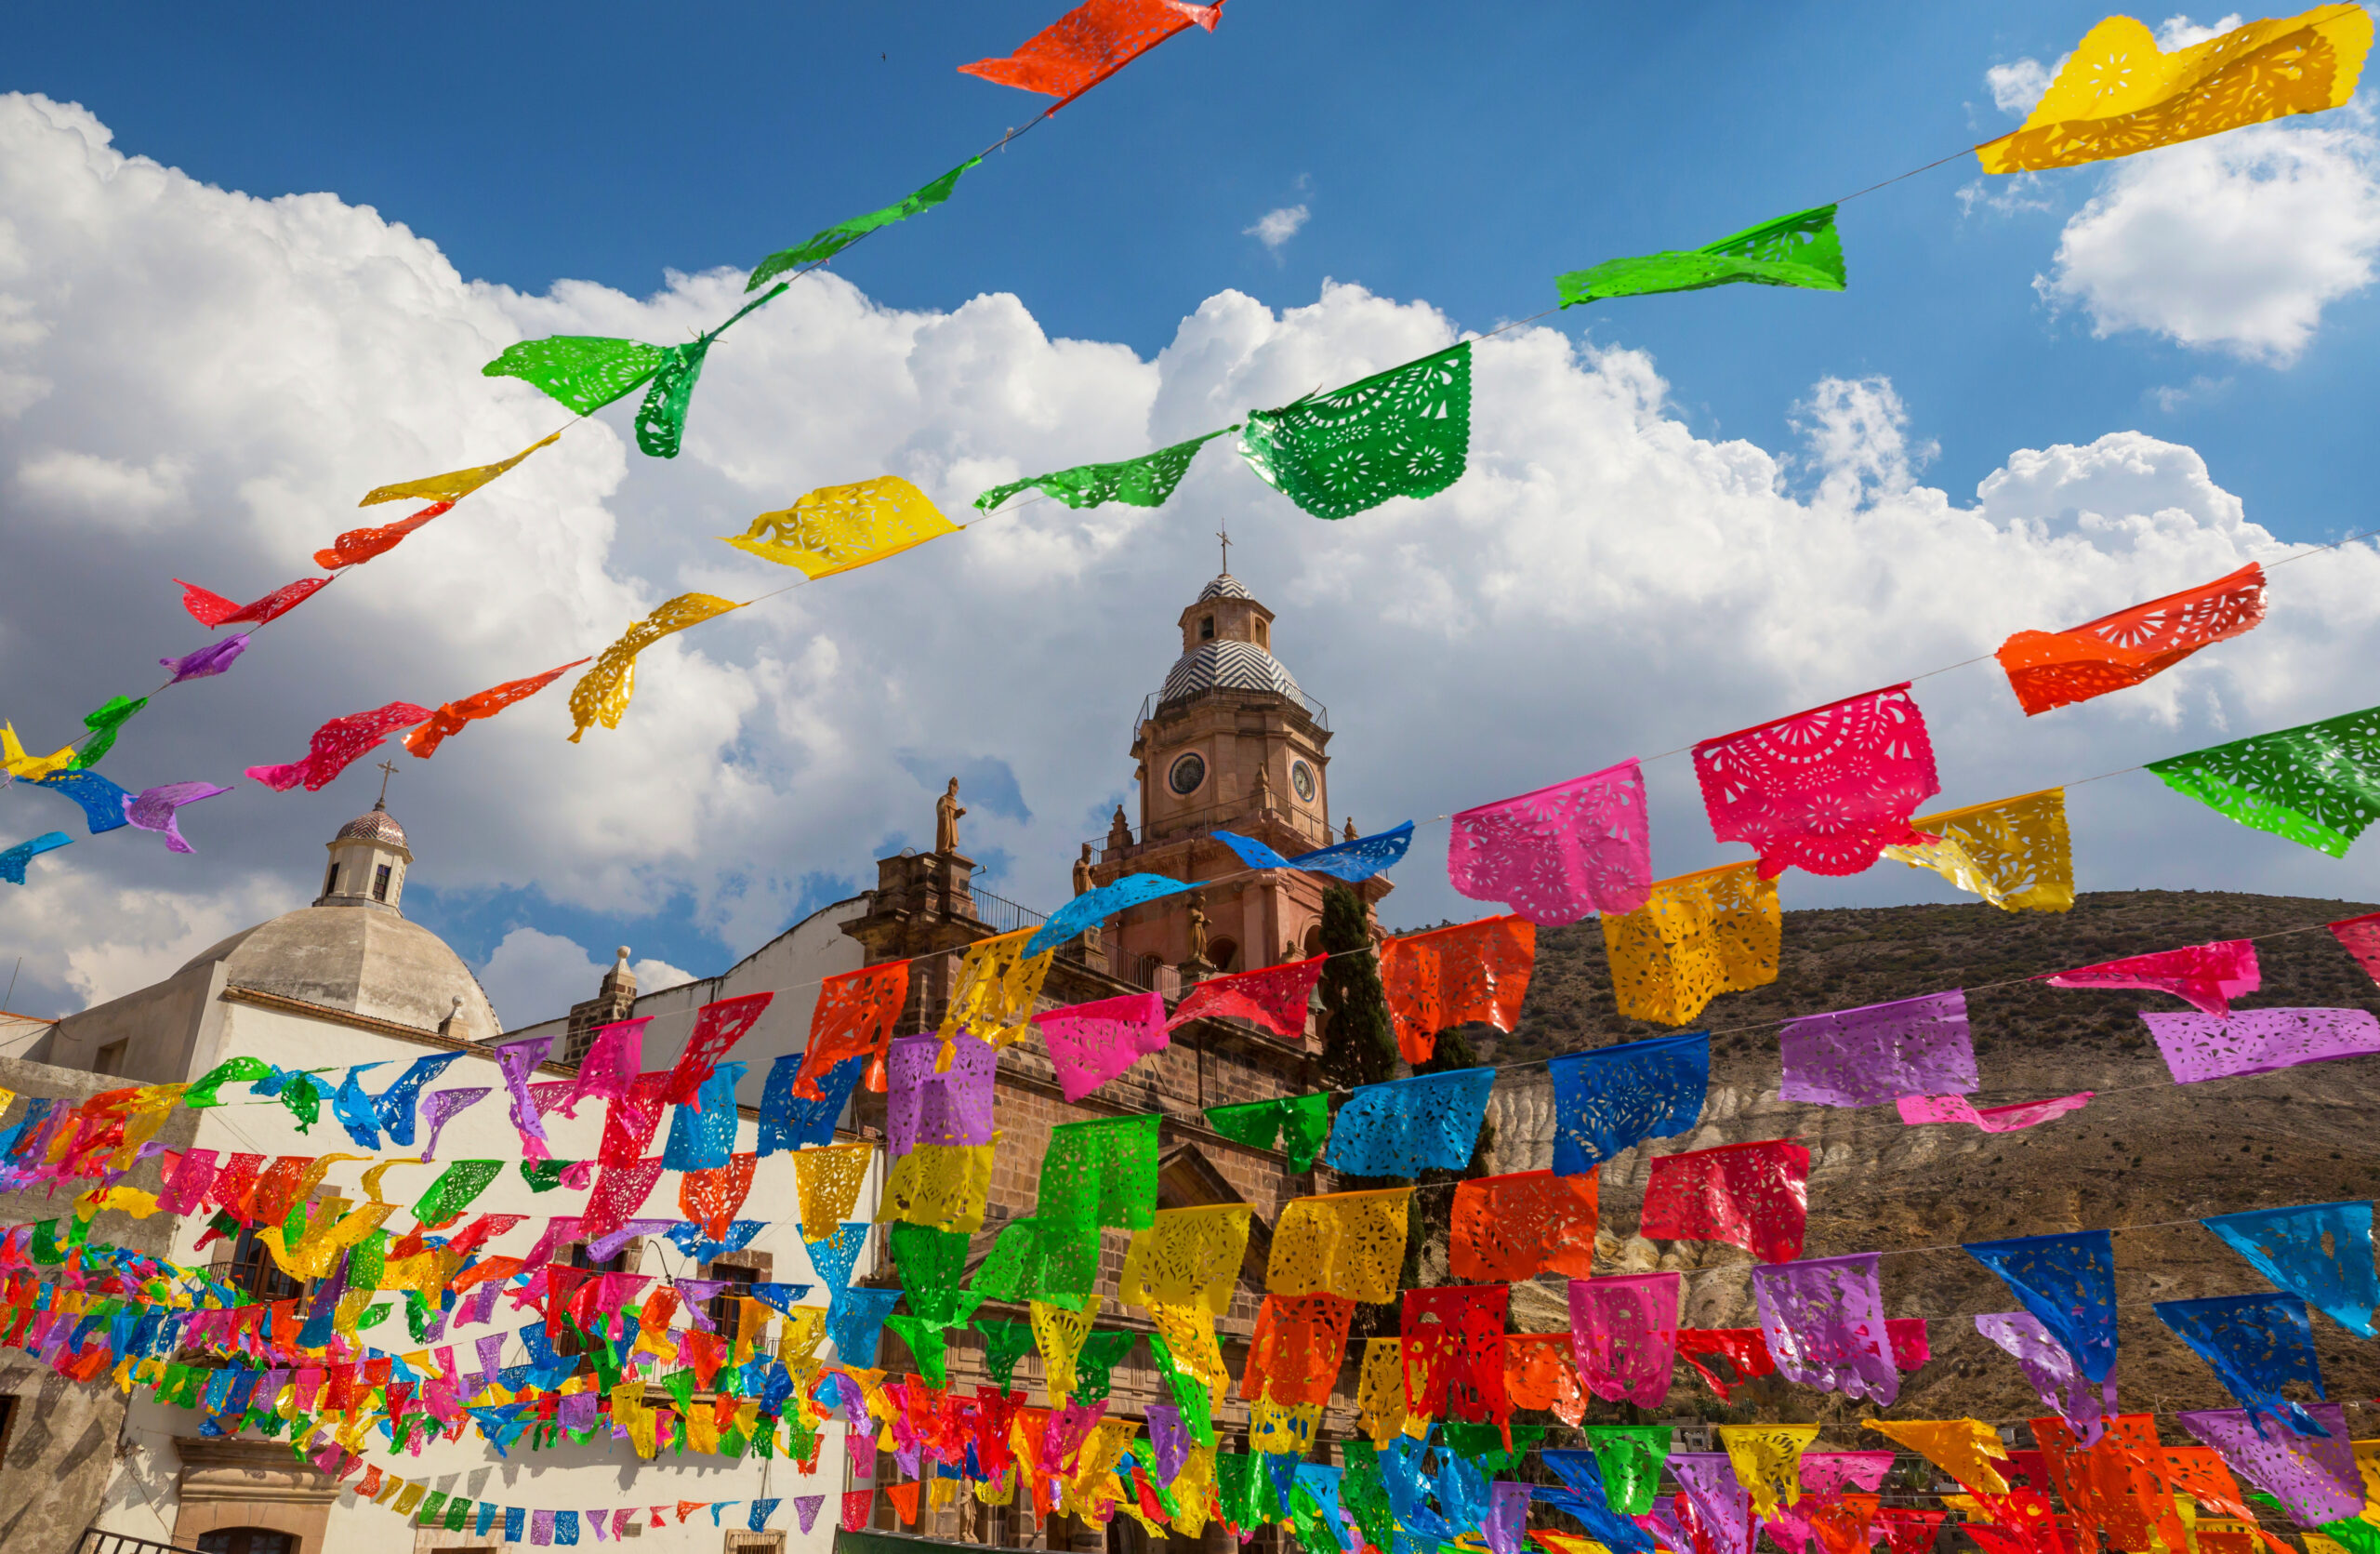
[1862, 1419, 2009, 1495]
[0, 830, 71, 885]
[1378, 914, 1534, 1064]
[2148, 704, 2380, 857]
[959, 0, 1218, 108]
[1119, 1203, 1251, 1315]
[1549, 1032, 1709, 1171]
[1268, 1187, 1411, 1304]
[361, 432, 563, 508]
[245, 703, 432, 792]
[124, 783, 228, 855]
[2203, 1201, 2379, 1337]
[1754, 1254, 1899, 1405]
[977, 429, 1230, 513]
[1559, 206, 1845, 308]
[2178, 1404, 2362, 1525]
[1602, 863, 1780, 1025]
[1966, 1229, 2118, 1384]
[1976, 7, 2372, 174]
[1448, 760, 1653, 923]
[1036, 991, 1169, 1102]
[2040, 939, 2258, 1016]
[1642, 1140, 1811, 1264]
[1897, 1091, 2093, 1133]
[1026, 874, 1188, 958]
[749, 160, 982, 291]
[1325, 1067, 1495, 1177]
[403, 660, 587, 759]
[178, 575, 330, 629]
[721, 476, 959, 580]
[1692, 685, 1939, 879]
[2139, 1006, 2380, 1082]
[1567, 1272, 1680, 1408]
[1173, 956, 1327, 1040]
[1451, 1170, 1598, 1282]
[1215, 821, 1415, 882]
[1778, 990, 1976, 1109]
[567, 594, 740, 742]
[2328, 910, 2380, 985]
[795, 961, 908, 1097]
[1239, 344, 1471, 521]
[1996, 564, 2267, 715]
[2154, 1293, 2329, 1436]
[1978, 1311, 2113, 1443]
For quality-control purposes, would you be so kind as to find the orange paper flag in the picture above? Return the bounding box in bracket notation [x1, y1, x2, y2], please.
[959, 0, 1219, 109]
[1995, 563, 2265, 716]
[1378, 914, 1535, 1064]
[404, 659, 589, 759]
[886, 1480, 922, 1526]
[315, 502, 455, 569]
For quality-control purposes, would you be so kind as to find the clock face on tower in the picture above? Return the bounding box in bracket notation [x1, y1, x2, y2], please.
[1290, 760, 1316, 803]
[1168, 751, 1208, 796]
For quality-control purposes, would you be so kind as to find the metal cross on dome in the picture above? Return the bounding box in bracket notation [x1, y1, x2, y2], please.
[1217, 521, 1230, 573]
[375, 758, 400, 806]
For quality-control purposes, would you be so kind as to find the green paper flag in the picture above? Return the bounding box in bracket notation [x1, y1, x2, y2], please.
[1239, 342, 1471, 521]
[969, 1215, 1100, 1309]
[2147, 704, 2380, 857]
[518, 1160, 582, 1192]
[1205, 1093, 1333, 1171]
[1442, 1421, 1546, 1476]
[1341, 1442, 1398, 1551]
[413, 1160, 503, 1228]
[1038, 1112, 1160, 1229]
[1558, 205, 1846, 308]
[73, 696, 148, 769]
[1145, 1329, 1215, 1446]
[748, 158, 984, 292]
[187, 1056, 271, 1108]
[483, 336, 671, 417]
[885, 1313, 962, 1388]
[633, 339, 713, 460]
[2323, 1519, 2380, 1554]
[1070, 1329, 1140, 1402]
[1583, 1423, 1673, 1514]
[974, 428, 1231, 513]
[973, 1319, 1038, 1391]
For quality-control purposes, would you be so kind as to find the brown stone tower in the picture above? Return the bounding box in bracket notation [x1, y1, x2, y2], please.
[1099, 574, 1390, 990]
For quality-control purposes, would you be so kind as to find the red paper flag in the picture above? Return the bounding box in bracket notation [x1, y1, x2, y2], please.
[599, 1073, 675, 1166]
[177, 575, 333, 629]
[1239, 1293, 1355, 1406]
[314, 501, 456, 570]
[1875, 1510, 1945, 1554]
[793, 962, 909, 1097]
[1692, 684, 1939, 879]
[2327, 909, 2380, 986]
[1378, 914, 1535, 1064]
[958, 0, 1220, 108]
[1674, 1327, 1777, 1401]
[1996, 563, 2265, 717]
[1640, 1138, 1811, 1263]
[1167, 953, 1326, 1038]
[244, 701, 432, 792]
[1401, 1283, 1511, 1427]
[580, 1157, 666, 1242]
[403, 658, 589, 759]
[664, 992, 774, 1105]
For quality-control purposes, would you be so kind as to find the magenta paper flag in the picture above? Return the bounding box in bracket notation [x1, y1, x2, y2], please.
[124, 782, 229, 855]
[157, 1148, 219, 1215]
[2136, 1006, 2380, 1082]
[2178, 1404, 2361, 1525]
[564, 1018, 649, 1116]
[161, 634, 250, 684]
[495, 1034, 555, 1160]
[1801, 1454, 1895, 1494]
[663, 992, 773, 1106]
[1691, 685, 1939, 880]
[1896, 1092, 2092, 1133]
[1036, 990, 1169, 1102]
[582, 1157, 668, 1241]
[1977, 1311, 2113, 1444]
[1672, 1454, 1754, 1554]
[245, 702, 432, 792]
[1448, 759, 1653, 924]
[1752, 1253, 1898, 1405]
[1778, 990, 1975, 1108]
[2038, 937, 2258, 1016]
[418, 1088, 492, 1161]
[1567, 1272, 1682, 1407]
[2326, 910, 2380, 985]
[885, 1031, 998, 1155]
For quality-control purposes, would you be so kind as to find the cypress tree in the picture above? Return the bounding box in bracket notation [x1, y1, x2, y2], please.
[1316, 883, 1395, 1092]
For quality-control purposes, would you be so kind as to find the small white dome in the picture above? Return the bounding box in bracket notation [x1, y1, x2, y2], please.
[1196, 573, 1252, 602]
[1159, 639, 1305, 708]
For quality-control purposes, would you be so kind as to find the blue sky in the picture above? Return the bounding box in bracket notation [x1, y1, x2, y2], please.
[5, 4, 2379, 1024]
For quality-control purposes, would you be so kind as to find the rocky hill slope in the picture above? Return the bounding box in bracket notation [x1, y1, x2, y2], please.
[1462, 888, 2380, 1438]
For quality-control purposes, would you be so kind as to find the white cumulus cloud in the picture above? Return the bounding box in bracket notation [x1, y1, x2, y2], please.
[3, 91, 2378, 1028]
[1986, 58, 2057, 115]
[2035, 122, 2380, 364]
[1244, 204, 1309, 251]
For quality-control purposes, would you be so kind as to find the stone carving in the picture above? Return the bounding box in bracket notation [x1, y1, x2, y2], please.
[936, 778, 967, 855]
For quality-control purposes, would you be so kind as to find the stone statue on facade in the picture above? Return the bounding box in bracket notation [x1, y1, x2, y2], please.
[936, 778, 967, 855]
[1343, 815, 1358, 841]
[1186, 899, 1210, 965]
[1107, 804, 1132, 852]
[1072, 843, 1095, 897]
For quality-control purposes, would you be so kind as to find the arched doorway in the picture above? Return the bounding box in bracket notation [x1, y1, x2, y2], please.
[196, 1531, 296, 1554]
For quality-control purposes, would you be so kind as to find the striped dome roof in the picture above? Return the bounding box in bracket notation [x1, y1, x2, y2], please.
[1159, 639, 1304, 708]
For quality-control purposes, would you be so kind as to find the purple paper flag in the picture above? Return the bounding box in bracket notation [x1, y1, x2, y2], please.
[1672, 1454, 1754, 1554]
[885, 1031, 998, 1155]
[123, 782, 230, 855]
[533, 1510, 555, 1546]
[1487, 1481, 1532, 1554]
[416, 1087, 492, 1162]
[2178, 1403, 2361, 1525]
[556, 1392, 600, 1433]
[588, 1218, 676, 1264]
[794, 1496, 825, 1534]
[1146, 1401, 1188, 1484]
[2138, 1007, 2380, 1083]
[161, 634, 251, 684]
[1752, 1253, 1898, 1405]
[495, 1033, 556, 1160]
[1778, 990, 1976, 1109]
[1976, 1310, 2113, 1445]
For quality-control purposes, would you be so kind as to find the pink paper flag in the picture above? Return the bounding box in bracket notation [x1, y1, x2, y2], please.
[564, 1018, 650, 1116]
[1036, 990, 1169, 1102]
[1567, 1271, 1681, 1407]
[2038, 938, 2258, 1016]
[1448, 758, 1653, 923]
[1691, 685, 1939, 880]
[1896, 1092, 2092, 1133]
[245, 702, 432, 792]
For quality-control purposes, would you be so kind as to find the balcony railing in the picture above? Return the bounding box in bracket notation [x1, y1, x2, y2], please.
[1135, 683, 1329, 737]
[81, 1533, 202, 1554]
[960, 883, 1045, 936]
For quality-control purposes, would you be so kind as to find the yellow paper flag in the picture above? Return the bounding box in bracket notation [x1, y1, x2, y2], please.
[1601, 861, 1780, 1026]
[1031, 1299, 1095, 1401]
[1721, 1423, 1819, 1518]
[1266, 1186, 1413, 1303]
[2, 724, 77, 781]
[568, 592, 741, 742]
[722, 476, 959, 579]
[879, 1141, 994, 1232]
[1977, 6, 2372, 174]
[1884, 788, 2074, 912]
[794, 1141, 875, 1235]
[1864, 1417, 2011, 1495]
[1120, 1203, 1253, 1314]
[360, 431, 562, 507]
[936, 928, 1056, 1056]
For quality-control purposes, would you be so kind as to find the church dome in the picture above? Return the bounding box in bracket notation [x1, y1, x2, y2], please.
[335, 804, 408, 850]
[1160, 639, 1305, 707]
[1197, 573, 1252, 602]
[177, 908, 502, 1043]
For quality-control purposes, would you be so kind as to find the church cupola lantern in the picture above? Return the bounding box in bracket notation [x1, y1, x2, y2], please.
[316, 787, 413, 915]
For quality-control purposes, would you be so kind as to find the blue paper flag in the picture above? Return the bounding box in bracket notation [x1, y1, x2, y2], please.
[2204, 1202, 2380, 1338]
[0, 830, 71, 884]
[2155, 1292, 2329, 1437]
[1324, 1067, 1496, 1175]
[1295, 1465, 1352, 1553]
[476, 1502, 499, 1537]
[555, 1510, 580, 1546]
[748, 1499, 782, 1531]
[749, 1282, 815, 1314]
[805, 1222, 870, 1293]
[505, 1508, 526, 1541]
[1548, 1032, 1710, 1174]
[662, 1061, 747, 1171]
[1025, 872, 1191, 958]
[1379, 1434, 1454, 1544]
[1216, 820, 1415, 882]
[373, 1052, 466, 1148]
[28, 769, 130, 834]
[826, 1285, 903, 1365]
[667, 1218, 764, 1261]
[329, 1062, 392, 1149]
[1965, 1229, 2119, 1384]
[1536, 1449, 1658, 1554]
[760, 1052, 864, 1154]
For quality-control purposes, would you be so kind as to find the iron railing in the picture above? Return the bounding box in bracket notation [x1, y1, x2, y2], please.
[1102, 800, 1337, 857]
[81, 1532, 203, 1554]
[960, 884, 1045, 936]
[1134, 683, 1329, 737]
